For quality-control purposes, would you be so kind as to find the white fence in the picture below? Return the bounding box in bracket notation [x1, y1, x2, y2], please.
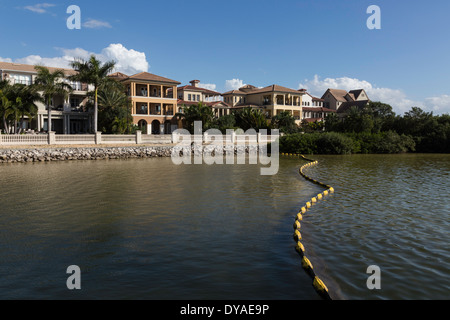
[55, 134, 96, 145]
[0, 134, 48, 145]
[0, 131, 279, 146]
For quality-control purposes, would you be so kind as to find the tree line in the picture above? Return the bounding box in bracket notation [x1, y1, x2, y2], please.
[281, 102, 450, 154]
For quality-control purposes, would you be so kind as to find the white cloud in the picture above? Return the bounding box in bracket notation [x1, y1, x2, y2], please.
[2, 44, 149, 76]
[425, 95, 450, 114]
[83, 19, 112, 29]
[198, 83, 217, 91]
[298, 75, 450, 115]
[100, 44, 149, 75]
[299, 75, 373, 95]
[23, 3, 55, 14]
[225, 79, 245, 91]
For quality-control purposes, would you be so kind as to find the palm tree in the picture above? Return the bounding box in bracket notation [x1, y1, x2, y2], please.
[69, 55, 116, 133]
[15, 84, 43, 133]
[234, 107, 269, 131]
[96, 81, 132, 134]
[271, 110, 297, 133]
[34, 66, 72, 133]
[0, 89, 12, 133]
[175, 102, 216, 133]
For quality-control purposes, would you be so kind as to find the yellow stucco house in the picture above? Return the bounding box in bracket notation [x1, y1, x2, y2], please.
[222, 84, 306, 124]
[110, 71, 181, 134]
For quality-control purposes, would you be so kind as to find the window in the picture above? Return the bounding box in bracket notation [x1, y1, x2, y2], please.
[70, 98, 81, 108]
[197, 95, 200, 101]
[188, 94, 191, 101]
[70, 81, 82, 91]
[12, 74, 31, 85]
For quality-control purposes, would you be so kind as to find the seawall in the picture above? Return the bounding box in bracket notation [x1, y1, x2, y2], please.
[0, 145, 260, 163]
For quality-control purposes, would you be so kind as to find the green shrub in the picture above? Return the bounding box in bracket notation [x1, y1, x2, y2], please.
[280, 131, 416, 155]
[316, 132, 355, 155]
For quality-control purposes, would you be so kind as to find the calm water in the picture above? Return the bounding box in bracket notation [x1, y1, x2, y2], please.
[0, 154, 448, 300]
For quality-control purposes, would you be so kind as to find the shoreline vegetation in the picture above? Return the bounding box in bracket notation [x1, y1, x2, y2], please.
[280, 104, 450, 155]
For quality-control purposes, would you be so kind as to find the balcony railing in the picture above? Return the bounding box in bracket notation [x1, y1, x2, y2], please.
[12, 79, 32, 86]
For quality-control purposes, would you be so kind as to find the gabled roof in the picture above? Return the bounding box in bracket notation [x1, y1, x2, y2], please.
[125, 72, 181, 84]
[0, 61, 78, 76]
[322, 88, 349, 102]
[346, 93, 356, 101]
[349, 89, 364, 99]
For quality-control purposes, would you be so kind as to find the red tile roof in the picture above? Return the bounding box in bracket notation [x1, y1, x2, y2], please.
[126, 72, 181, 84]
[0, 61, 78, 76]
[176, 85, 221, 96]
[303, 107, 335, 113]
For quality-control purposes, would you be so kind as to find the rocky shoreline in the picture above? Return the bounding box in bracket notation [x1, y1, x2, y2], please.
[0, 145, 261, 163]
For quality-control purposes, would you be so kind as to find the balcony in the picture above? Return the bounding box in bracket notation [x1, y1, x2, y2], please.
[12, 79, 32, 86]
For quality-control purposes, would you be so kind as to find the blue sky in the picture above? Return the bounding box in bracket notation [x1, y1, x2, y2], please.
[1, 0, 449, 114]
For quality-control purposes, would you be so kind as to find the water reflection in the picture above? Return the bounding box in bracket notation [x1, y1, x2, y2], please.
[0, 154, 448, 300]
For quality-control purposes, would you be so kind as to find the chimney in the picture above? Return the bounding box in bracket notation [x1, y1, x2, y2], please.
[190, 80, 200, 88]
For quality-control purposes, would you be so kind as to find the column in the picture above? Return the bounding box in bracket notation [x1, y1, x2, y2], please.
[136, 130, 142, 144]
[95, 132, 102, 145]
[48, 132, 56, 145]
[67, 115, 71, 134]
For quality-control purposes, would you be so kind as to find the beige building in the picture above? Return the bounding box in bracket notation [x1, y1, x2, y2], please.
[0, 61, 93, 133]
[222, 84, 306, 124]
[110, 71, 181, 134]
[298, 89, 335, 123]
[322, 88, 370, 113]
[176, 80, 232, 117]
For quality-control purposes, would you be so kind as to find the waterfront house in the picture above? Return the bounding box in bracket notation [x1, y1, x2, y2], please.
[322, 88, 370, 113]
[299, 90, 335, 123]
[0, 61, 92, 134]
[175, 80, 232, 117]
[221, 84, 306, 125]
[109, 71, 181, 135]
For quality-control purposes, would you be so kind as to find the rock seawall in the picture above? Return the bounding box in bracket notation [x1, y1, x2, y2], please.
[0, 145, 261, 163]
